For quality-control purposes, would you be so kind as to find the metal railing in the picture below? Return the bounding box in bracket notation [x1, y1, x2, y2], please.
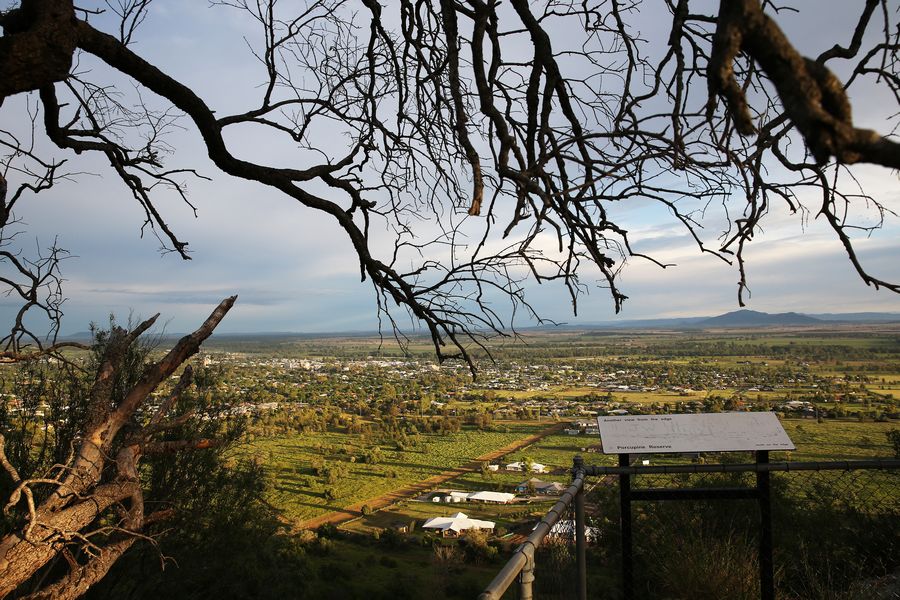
[479, 456, 900, 600]
[478, 456, 587, 600]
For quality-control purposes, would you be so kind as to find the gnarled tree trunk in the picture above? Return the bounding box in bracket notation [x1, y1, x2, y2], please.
[0, 296, 236, 599]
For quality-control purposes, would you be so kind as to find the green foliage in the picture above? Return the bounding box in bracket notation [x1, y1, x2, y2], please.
[91, 459, 310, 600]
[443, 577, 483, 598]
[652, 522, 759, 600]
[46, 328, 893, 599]
[319, 459, 349, 485]
[1, 319, 311, 600]
[378, 555, 398, 569]
[469, 412, 494, 430]
[771, 472, 900, 599]
[887, 429, 900, 458]
[360, 445, 384, 464]
[379, 526, 405, 549]
[458, 530, 498, 565]
[0, 359, 91, 522]
[317, 523, 338, 538]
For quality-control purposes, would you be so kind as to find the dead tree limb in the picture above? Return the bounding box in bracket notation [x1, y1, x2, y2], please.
[0, 296, 236, 599]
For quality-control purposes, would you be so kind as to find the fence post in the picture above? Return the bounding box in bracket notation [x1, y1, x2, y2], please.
[619, 453, 633, 600]
[574, 455, 587, 600]
[519, 552, 535, 600]
[757, 450, 774, 600]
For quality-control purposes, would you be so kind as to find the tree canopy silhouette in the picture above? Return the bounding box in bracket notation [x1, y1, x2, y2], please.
[2, 0, 899, 366]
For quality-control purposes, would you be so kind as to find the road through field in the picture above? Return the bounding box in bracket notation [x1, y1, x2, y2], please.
[297, 422, 565, 530]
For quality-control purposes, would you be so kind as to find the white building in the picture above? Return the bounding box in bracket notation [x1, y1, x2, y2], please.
[422, 512, 496, 537]
[467, 491, 515, 504]
[434, 490, 515, 504]
[505, 461, 548, 474]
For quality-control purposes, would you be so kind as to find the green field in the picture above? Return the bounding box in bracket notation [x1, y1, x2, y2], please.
[777, 419, 898, 461]
[243, 418, 898, 524]
[241, 423, 546, 522]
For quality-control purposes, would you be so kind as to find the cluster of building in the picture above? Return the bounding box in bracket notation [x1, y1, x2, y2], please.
[499, 460, 548, 473]
[423, 477, 568, 537]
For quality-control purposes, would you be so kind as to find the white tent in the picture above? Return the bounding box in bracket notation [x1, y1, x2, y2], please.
[422, 512, 496, 536]
[467, 491, 515, 504]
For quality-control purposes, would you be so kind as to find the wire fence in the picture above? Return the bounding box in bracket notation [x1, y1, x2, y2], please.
[481, 457, 900, 600]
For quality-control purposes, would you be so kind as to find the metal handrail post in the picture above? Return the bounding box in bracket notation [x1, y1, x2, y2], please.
[519, 553, 535, 600]
[574, 455, 587, 600]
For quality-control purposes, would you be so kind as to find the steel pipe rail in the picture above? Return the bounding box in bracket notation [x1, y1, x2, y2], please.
[584, 458, 900, 477]
[478, 467, 586, 600]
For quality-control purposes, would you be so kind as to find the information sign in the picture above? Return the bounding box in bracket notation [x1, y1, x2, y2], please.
[597, 412, 795, 454]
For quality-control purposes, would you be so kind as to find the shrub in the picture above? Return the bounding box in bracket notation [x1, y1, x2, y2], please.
[317, 523, 338, 538]
[380, 527, 405, 548]
[459, 530, 498, 564]
[379, 555, 398, 569]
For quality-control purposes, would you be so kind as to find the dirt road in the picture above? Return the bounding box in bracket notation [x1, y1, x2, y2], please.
[298, 422, 565, 530]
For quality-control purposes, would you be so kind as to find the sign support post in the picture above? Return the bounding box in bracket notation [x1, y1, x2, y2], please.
[757, 450, 774, 600]
[619, 453, 633, 600]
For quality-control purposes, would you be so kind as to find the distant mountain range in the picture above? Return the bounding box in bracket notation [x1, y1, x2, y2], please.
[578, 309, 900, 330]
[60, 309, 900, 340]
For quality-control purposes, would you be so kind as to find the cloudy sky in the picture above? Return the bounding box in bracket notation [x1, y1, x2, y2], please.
[3, 1, 899, 336]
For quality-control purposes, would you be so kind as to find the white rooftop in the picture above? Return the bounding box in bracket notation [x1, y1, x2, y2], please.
[422, 512, 496, 533]
[467, 491, 515, 503]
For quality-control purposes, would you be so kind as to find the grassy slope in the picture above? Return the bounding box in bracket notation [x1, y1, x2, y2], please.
[242, 423, 545, 522]
[245, 418, 897, 523]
